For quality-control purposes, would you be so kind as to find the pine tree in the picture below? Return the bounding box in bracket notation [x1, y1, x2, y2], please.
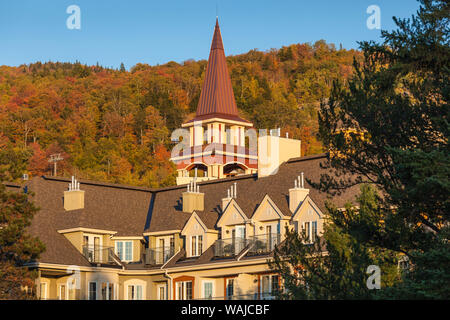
[0, 171, 45, 299]
[313, 0, 449, 298]
[271, 185, 399, 299]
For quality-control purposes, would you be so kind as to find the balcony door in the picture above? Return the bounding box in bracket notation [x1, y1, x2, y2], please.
[233, 225, 245, 254]
[83, 234, 101, 263]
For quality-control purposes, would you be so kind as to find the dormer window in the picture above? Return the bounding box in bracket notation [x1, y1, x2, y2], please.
[191, 235, 203, 257]
[115, 241, 133, 261]
[302, 221, 317, 243]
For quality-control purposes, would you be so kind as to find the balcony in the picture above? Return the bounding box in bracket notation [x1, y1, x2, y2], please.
[214, 237, 249, 258]
[144, 246, 174, 265]
[82, 245, 121, 265]
[247, 233, 281, 256]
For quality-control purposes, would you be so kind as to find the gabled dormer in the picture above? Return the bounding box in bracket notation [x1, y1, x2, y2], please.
[291, 195, 323, 243]
[250, 194, 290, 238]
[217, 198, 250, 240]
[181, 212, 218, 258]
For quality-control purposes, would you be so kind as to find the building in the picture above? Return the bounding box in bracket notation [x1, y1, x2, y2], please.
[171, 19, 302, 185]
[9, 153, 359, 300]
[10, 20, 360, 300]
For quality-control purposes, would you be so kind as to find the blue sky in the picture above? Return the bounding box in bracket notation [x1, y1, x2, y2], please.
[0, 0, 420, 69]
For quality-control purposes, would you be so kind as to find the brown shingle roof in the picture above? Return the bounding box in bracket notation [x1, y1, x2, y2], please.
[146, 154, 360, 233]
[24, 153, 361, 267]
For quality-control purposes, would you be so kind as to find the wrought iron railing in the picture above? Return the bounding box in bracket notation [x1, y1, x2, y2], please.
[213, 237, 249, 257]
[82, 245, 120, 265]
[144, 246, 175, 265]
[247, 233, 281, 256]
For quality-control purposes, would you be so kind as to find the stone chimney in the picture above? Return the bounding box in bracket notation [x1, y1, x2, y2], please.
[289, 172, 309, 213]
[182, 179, 204, 213]
[64, 176, 85, 211]
[221, 183, 237, 211]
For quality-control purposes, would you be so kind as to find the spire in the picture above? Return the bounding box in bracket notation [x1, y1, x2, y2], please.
[194, 19, 243, 121]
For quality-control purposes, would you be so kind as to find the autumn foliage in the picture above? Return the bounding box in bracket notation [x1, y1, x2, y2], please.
[0, 41, 360, 186]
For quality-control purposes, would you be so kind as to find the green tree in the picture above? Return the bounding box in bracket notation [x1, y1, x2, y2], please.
[271, 185, 399, 299]
[0, 172, 45, 299]
[314, 0, 449, 298]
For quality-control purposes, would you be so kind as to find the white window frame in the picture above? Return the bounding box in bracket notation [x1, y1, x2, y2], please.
[88, 281, 97, 300]
[100, 281, 116, 300]
[124, 279, 146, 300]
[157, 283, 167, 300]
[87, 281, 101, 300]
[261, 274, 280, 300]
[302, 221, 317, 243]
[115, 240, 133, 262]
[58, 283, 67, 300]
[127, 284, 143, 300]
[39, 282, 48, 300]
[190, 235, 203, 257]
[175, 281, 193, 300]
[201, 280, 214, 300]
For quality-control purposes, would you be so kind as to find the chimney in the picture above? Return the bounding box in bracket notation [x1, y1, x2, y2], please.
[182, 179, 204, 213]
[289, 172, 309, 213]
[221, 184, 236, 212]
[64, 176, 85, 211]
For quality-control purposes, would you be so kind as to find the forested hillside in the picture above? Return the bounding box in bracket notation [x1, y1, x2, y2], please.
[0, 40, 360, 187]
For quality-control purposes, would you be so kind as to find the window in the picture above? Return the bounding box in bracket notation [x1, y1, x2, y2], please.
[83, 234, 101, 263]
[101, 282, 115, 300]
[304, 222, 310, 241]
[68, 279, 76, 300]
[39, 282, 47, 300]
[176, 281, 193, 300]
[226, 279, 234, 300]
[191, 236, 196, 256]
[158, 284, 167, 300]
[303, 221, 317, 243]
[261, 275, 280, 299]
[127, 285, 143, 300]
[170, 236, 175, 250]
[190, 235, 203, 257]
[88, 282, 97, 300]
[59, 284, 66, 300]
[311, 221, 317, 242]
[116, 241, 133, 261]
[203, 281, 213, 300]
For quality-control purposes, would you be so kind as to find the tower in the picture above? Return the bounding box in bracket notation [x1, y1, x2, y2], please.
[171, 19, 258, 185]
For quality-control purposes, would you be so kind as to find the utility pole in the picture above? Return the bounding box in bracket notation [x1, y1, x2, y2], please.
[48, 154, 63, 176]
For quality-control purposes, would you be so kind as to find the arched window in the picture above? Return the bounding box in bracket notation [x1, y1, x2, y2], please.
[223, 163, 246, 177]
[188, 164, 208, 177]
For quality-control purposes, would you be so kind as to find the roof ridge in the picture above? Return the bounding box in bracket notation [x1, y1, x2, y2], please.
[286, 153, 328, 163]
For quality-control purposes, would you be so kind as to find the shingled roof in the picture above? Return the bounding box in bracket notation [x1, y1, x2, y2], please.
[21, 153, 361, 267]
[185, 19, 251, 125]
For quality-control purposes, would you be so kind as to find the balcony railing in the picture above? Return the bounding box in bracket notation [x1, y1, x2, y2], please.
[82, 245, 120, 265]
[247, 233, 281, 256]
[214, 237, 249, 258]
[144, 246, 175, 265]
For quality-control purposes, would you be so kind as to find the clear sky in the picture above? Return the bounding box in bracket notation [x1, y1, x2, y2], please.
[0, 0, 421, 69]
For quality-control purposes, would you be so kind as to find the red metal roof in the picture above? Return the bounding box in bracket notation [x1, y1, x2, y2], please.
[189, 19, 251, 124]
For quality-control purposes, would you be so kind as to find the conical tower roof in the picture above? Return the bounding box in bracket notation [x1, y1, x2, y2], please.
[185, 19, 251, 125]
